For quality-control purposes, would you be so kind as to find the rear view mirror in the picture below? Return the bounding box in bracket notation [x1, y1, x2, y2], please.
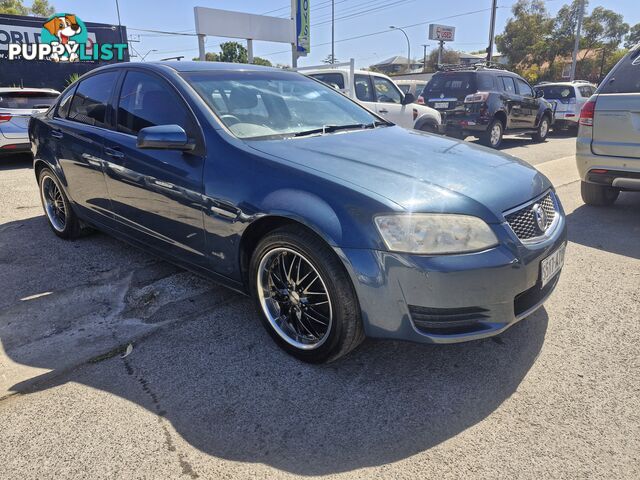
[402, 93, 416, 105]
[137, 125, 195, 151]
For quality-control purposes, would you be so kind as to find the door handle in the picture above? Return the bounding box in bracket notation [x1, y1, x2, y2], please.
[379, 109, 389, 114]
[51, 130, 63, 139]
[104, 147, 124, 159]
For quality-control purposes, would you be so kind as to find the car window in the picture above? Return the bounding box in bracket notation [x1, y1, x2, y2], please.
[538, 85, 575, 99]
[500, 76, 516, 94]
[55, 87, 75, 119]
[424, 72, 476, 97]
[373, 76, 402, 104]
[309, 73, 345, 90]
[578, 86, 592, 97]
[398, 84, 410, 94]
[416, 83, 426, 95]
[117, 71, 195, 137]
[515, 78, 534, 97]
[477, 73, 495, 91]
[0, 91, 58, 109]
[354, 74, 374, 102]
[599, 49, 640, 94]
[67, 72, 118, 128]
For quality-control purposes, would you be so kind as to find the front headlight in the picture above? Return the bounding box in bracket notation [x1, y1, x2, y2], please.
[374, 214, 498, 254]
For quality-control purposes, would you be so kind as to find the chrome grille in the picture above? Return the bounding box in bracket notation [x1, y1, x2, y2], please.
[505, 192, 556, 241]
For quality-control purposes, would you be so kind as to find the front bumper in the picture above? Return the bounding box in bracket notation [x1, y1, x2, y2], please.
[337, 205, 567, 344]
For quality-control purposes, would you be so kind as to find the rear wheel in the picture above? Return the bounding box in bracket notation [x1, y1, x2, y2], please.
[38, 168, 82, 239]
[532, 115, 550, 143]
[419, 123, 439, 135]
[581, 181, 620, 206]
[249, 226, 364, 363]
[480, 119, 503, 148]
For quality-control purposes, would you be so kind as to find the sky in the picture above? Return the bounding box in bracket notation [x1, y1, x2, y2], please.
[40, 0, 640, 67]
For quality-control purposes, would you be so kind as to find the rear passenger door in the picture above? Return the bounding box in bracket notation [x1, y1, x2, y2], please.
[353, 74, 377, 113]
[593, 49, 640, 159]
[515, 77, 538, 128]
[53, 71, 119, 222]
[499, 75, 523, 129]
[100, 69, 208, 267]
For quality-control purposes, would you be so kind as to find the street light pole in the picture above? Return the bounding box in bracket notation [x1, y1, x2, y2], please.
[331, 0, 335, 64]
[570, 0, 585, 81]
[487, 0, 497, 63]
[114, 0, 124, 45]
[390, 26, 410, 73]
[422, 43, 429, 72]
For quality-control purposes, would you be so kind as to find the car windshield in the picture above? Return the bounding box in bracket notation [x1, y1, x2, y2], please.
[182, 70, 382, 140]
[0, 91, 58, 109]
[538, 85, 575, 99]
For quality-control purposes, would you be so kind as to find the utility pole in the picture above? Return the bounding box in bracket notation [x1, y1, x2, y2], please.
[114, 0, 124, 45]
[331, 0, 335, 64]
[570, 0, 585, 81]
[437, 40, 444, 66]
[487, 0, 498, 62]
[291, 0, 298, 68]
[390, 26, 411, 73]
[422, 44, 429, 72]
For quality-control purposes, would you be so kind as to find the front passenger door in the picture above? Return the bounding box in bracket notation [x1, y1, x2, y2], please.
[371, 76, 409, 127]
[515, 77, 538, 128]
[101, 70, 208, 268]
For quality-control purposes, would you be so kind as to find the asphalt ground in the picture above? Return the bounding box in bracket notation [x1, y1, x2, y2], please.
[0, 133, 638, 479]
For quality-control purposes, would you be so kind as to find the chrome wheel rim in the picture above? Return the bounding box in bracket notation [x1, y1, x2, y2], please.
[540, 119, 548, 137]
[257, 247, 333, 350]
[490, 123, 501, 146]
[41, 175, 66, 232]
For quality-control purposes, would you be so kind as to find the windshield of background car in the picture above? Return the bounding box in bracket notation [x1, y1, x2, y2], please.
[182, 71, 379, 140]
[538, 85, 576, 100]
[0, 91, 58, 109]
[423, 73, 476, 98]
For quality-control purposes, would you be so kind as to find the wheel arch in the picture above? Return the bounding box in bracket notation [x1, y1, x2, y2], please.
[493, 110, 507, 128]
[413, 113, 440, 132]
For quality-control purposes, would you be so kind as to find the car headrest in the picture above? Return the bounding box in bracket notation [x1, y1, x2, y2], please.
[355, 83, 368, 99]
[229, 87, 259, 110]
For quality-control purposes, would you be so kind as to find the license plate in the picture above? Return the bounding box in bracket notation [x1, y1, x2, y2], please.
[541, 244, 566, 288]
[434, 102, 449, 109]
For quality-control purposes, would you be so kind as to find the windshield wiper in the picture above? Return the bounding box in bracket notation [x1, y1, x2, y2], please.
[292, 122, 382, 138]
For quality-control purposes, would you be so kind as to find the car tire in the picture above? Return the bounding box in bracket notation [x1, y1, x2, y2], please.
[419, 123, 439, 135]
[480, 119, 503, 148]
[580, 181, 620, 206]
[38, 167, 83, 239]
[532, 115, 550, 143]
[249, 225, 365, 363]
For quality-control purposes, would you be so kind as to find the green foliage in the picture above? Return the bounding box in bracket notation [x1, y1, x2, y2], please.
[192, 42, 272, 66]
[426, 48, 461, 71]
[496, 0, 630, 82]
[65, 72, 80, 86]
[0, 0, 55, 16]
[625, 23, 640, 49]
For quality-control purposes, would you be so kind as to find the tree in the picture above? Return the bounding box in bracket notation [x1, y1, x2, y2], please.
[30, 0, 54, 16]
[192, 43, 271, 66]
[322, 54, 338, 64]
[426, 48, 460, 71]
[580, 6, 629, 60]
[0, 0, 55, 16]
[495, 0, 552, 69]
[625, 23, 640, 49]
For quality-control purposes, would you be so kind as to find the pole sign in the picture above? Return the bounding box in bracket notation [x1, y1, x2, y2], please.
[296, 0, 310, 55]
[428, 24, 455, 42]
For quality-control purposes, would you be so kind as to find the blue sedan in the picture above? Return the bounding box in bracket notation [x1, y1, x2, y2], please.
[29, 62, 566, 363]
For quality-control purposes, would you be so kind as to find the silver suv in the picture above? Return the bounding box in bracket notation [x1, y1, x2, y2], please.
[576, 45, 640, 205]
[0, 88, 59, 157]
[535, 80, 596, 131]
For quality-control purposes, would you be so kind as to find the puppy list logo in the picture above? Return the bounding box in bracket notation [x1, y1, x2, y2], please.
[7, 13, 127, 62]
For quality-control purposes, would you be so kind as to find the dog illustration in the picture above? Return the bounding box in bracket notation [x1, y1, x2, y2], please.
[43, 14, 82, 62]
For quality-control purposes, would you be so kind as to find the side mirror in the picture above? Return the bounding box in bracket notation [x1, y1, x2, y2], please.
[402, 92, 416, 105]
[535, 89, 544, 98]
[137, 125, 195, 151]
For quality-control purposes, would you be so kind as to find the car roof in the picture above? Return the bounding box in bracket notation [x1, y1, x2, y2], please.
[534, 81, 595, 87]
[303, 68, 392, 78]
[0, 87, 60, 94]
[90, 61, 280, 74]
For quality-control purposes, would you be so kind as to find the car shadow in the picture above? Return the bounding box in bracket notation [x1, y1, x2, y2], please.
[0, 153, 32, 171]
[565, 192, 640, 259]
[1, 214, 549, 475]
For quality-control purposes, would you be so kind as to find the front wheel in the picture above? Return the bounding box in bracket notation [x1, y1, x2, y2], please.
[480, 119, 503, 148]
[249, 226, 364, 363]
[532, 115, 550, 143]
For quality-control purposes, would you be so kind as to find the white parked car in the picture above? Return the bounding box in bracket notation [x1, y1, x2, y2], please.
[0, 87, 59, 156]
[395, 79, 429, 101]
[302, 67, 442, 133]
[534, 80, 596, 131]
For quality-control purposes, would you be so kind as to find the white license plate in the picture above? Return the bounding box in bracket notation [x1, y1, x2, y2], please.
[434, 102, 449, 109]
[541, 244, 566, 288]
